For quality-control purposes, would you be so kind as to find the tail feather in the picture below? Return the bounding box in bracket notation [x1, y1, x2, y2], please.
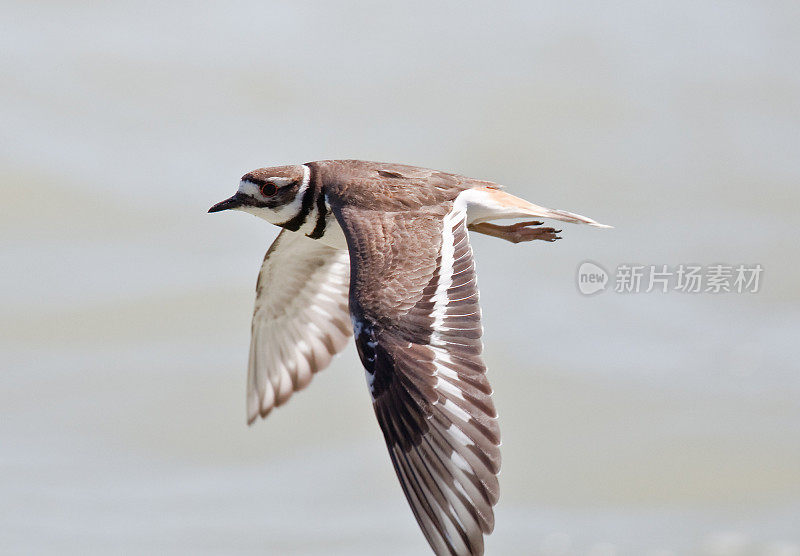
[468, 188, 612, 228]
[523, 204, 613, 228]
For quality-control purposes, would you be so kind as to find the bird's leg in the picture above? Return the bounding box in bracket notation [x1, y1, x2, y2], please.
[468, 220, 562, 243]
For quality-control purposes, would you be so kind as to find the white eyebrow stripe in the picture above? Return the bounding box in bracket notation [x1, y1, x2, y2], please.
[270, 177, 294, 187]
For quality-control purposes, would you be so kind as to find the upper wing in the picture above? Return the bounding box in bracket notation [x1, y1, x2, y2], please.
[247, 229, 351, 423]
[337, 200, 501, 556]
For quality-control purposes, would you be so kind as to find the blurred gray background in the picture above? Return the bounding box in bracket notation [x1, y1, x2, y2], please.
[2, 2, 798, 555]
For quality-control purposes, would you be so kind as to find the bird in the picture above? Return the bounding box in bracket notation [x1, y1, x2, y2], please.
[209, 160, 609, 555]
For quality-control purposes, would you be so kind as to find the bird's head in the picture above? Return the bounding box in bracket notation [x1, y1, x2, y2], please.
[208, 164, 309, 225]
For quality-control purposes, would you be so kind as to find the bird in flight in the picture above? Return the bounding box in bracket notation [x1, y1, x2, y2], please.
[209, 160, 608, 555]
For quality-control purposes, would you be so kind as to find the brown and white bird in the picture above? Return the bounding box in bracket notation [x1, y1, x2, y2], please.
[209, 160, 608, 555]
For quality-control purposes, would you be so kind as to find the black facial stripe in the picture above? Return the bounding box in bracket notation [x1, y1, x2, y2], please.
[279, 181, 316, 232]
[307, 191, 328, 239]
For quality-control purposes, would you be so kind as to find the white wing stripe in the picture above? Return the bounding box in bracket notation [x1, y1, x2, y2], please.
[435, 376, 465, 400]
[430, 198, 470, 349]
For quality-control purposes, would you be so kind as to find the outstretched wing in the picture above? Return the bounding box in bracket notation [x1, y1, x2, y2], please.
[337, 199, 501, 556]
[247, 229, 351, 423]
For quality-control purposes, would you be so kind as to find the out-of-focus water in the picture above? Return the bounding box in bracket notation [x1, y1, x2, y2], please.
[2, 2, 799, 554]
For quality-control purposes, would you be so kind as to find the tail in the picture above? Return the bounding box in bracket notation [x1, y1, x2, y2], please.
[469, 188, 612, 228]
[522, 205, 612, 228]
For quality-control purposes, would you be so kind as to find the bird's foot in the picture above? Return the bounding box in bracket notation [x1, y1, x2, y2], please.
[469, 220, 562, 243]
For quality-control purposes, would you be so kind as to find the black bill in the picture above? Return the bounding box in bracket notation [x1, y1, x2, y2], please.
[208, 192, 248, 213]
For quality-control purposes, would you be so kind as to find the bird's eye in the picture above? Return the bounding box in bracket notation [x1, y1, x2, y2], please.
[260, 182, 277, 197]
